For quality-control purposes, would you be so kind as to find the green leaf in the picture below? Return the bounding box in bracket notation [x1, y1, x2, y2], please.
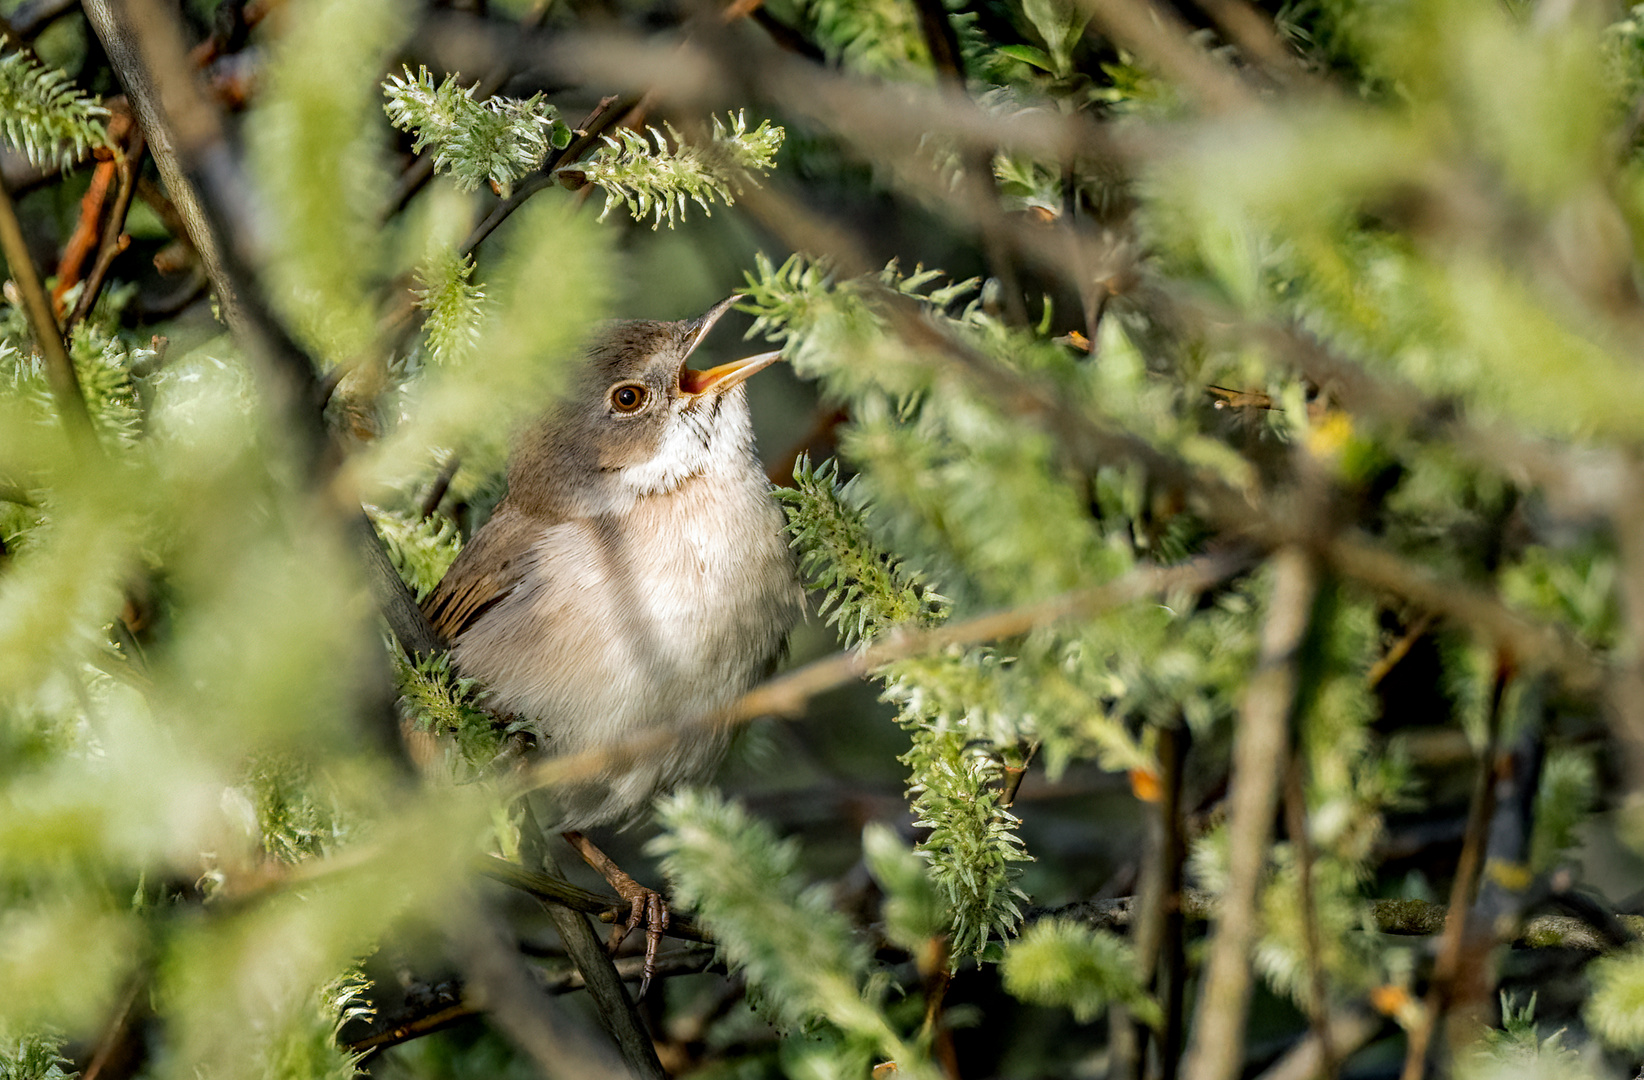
[995, 44, 1057, 73]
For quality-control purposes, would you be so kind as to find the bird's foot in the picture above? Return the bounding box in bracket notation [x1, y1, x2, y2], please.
[562, 830, 670, 998]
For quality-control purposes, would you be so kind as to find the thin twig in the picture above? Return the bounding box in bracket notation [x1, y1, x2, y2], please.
[0, 175, 95, 439]
[52, 116, 128, 314]
[1156, 722, 1191, 1080]
[517, 800, 669, 1080]
[458, 94, 631, 260]
[521, 553, 1247, 794]
[1044, 888, 1644, 950]
[418, 453, 461, 520]
[1398, 660, 1509, 1080]
[448, 904, 630, 1080]
[1367, 612, 1435, 690]
[1284, 755, 1337, 1080]
[1183, 548, 1318, 1080]
[348, 947, 717, 1060]
[68, 129, 147, 332]
[1078, 0, 1257, 114]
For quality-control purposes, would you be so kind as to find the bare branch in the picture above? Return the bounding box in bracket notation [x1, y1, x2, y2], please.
[1182, 548, 1318, 1080]
[0, 175, 94, 439]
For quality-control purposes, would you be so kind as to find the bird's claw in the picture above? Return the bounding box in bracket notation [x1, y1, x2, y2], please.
[608, 882, 669, 999]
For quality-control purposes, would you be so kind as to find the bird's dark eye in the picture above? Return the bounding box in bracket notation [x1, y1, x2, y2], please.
[609, 383, 649, 414]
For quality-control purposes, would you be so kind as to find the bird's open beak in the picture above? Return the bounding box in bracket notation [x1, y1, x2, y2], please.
[678, 294, 785, 396]
[679, 349, 785, 396]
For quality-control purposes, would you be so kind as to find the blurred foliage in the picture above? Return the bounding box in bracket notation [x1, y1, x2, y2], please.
[6, 0, 1644, 1074]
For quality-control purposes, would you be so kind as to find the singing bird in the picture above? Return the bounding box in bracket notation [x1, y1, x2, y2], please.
[423, 297, 803, 972]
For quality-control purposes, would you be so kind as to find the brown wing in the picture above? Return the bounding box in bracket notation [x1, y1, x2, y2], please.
[423, 507, 540, 641]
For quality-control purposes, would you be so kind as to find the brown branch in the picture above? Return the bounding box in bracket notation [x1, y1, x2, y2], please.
[1183, 548, 1318, 1080]
[521, 552, 1246, 794]
[1284, 756, 1336, 1080]
[346, 947, 717, 1060]
[447, 906, 630, 1080]
[0, 174, 95, 439]
[68, 129, 147, 332]
[7, 0, 79, 40]
[53, 119, 127, 314]
[1078, 0, 1257, 114]
[477, 855, 707, 944]
[1366, 612, 1435, 690]
[517, 801, 669, 1080]
[1398, 660, 1509, 1080]
[458, 94, 632, 260]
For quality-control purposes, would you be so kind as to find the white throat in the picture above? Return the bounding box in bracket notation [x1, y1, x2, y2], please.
[619, 387, 755, 497]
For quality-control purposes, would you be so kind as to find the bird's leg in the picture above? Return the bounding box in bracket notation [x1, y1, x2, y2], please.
[561, 830, 670, 996]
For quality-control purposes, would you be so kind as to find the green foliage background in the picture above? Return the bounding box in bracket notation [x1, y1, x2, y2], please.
[7, 0, 1644, 1075]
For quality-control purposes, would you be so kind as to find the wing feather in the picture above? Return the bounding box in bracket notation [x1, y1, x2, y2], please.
[423, 508, 539, 641]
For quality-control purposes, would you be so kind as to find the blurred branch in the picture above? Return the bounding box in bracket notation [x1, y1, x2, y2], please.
[516, 803, 670, 1080]
[730, 167, 1613, 702]
[1187, 0, 1314, 89]
[0, 175, 95, 439]
[83, 0, 331, 455]
[78, 972, 150, 1080]
[1047, 887, 1644, 949]
[348, 947, 718, 1060]
[1183, 548, 1317, 1080]
[7, 0, 79, 40]
[521, 553, 1244, 792]
[1398, 662, 1507, 1080]
[1077, 0, 1256, 113]
[732, 552, 1247, 722]
[1606, 465, 1644, 794]
[1254, 1011, 1383, 1080]
[1284, 755, 1337, 1079]
[448, 904, 631, 1080]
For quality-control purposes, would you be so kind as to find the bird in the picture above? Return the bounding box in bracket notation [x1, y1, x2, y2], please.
[423, 295, 804, 980]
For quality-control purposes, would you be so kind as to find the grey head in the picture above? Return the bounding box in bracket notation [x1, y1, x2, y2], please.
[506, 297, 782, 519]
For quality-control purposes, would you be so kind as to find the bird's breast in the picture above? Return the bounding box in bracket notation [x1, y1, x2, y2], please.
[448, 467, 803, 760]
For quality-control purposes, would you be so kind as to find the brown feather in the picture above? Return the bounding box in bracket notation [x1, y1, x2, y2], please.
[422, 508, 541, 640]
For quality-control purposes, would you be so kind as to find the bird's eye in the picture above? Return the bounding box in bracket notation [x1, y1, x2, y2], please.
[609, 383, 649, 414]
